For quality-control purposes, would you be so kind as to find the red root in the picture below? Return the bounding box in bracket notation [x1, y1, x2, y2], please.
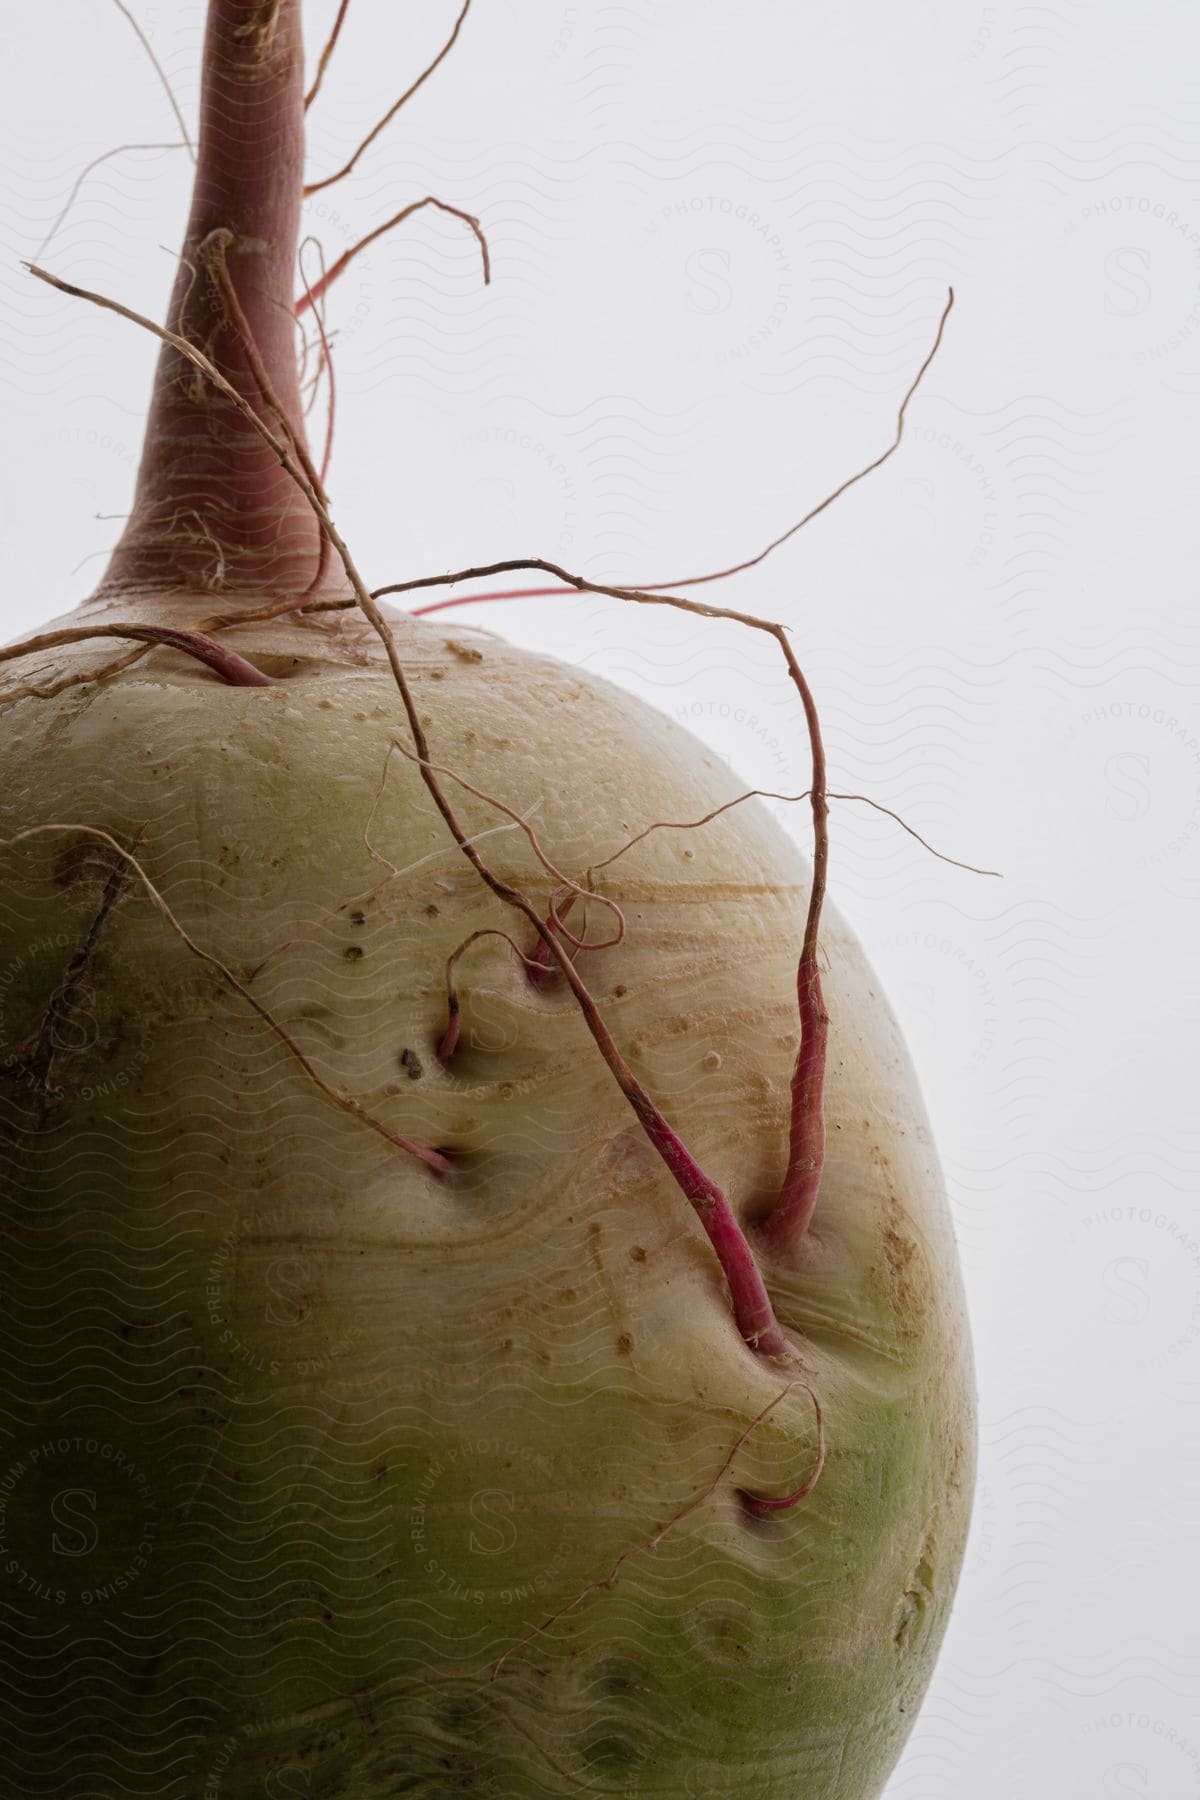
[632, 1097, 788, 1356]
[303, 0, 475, 195]
[490, 1378, 821, 1680]
[304, 0, 351, 110]
[298, 239, 338, 487]
[758, 954, 829, 1253]
[437, 926, 543, 1062]
[528, 890, 576, 988]
[437, 997, 461, 1063]
[737, 1379, 826, 1516]
[294, 196, 490, 318]
[27, 270, 796, 1360]
[0, 624, 273, 688]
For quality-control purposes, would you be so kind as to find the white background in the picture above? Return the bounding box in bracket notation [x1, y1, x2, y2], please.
[3, 3, 1199, 1793]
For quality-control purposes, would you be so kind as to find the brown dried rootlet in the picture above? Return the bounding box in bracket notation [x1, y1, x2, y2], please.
[0, 2, 975, 1795]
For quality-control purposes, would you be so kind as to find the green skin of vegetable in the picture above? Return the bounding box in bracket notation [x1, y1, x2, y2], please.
[1, 1, 973, 1789]
[0, 605, 974, 1797]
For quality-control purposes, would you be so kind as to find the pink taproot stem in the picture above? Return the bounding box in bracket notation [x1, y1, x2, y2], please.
[100, 0, 322, 598]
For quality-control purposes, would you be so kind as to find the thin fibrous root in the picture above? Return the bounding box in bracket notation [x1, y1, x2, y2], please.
[304, 0, 351, 110]
[0, 624, 274, 688]
[35, 143, 188, 261]
[23, 257, 793, 1359]
[490, 1378, 823, 1681]
[736, 1379, 826, 1516]
[0, 824, 450, 1176]
[388, 737, 623, 952]
[297, 236, 337, 485]
[371, 558, 833, 1255]
[294, 196, 490, 317]
[639, 288, 954, 592]
[408, 292, 954, 618]
[1, 644, 151, 706]
[437, 928, 541, 1062]
[197, 290, 954, 635]
[593, 787, 1001, 879]
[0, 585, 352, 708]
[304, 0, 474, 195]
[528, 888, 577, 987]
[247, 749, 540, 982]
[109, 0, 195, 160]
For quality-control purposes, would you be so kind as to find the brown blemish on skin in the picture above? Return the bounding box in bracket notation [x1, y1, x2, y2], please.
[893, 1546, 936, 1652]
[882, 1212, 917, 1306]
[8, 847, 135, 1101]
[876, 1181, 931, 1340]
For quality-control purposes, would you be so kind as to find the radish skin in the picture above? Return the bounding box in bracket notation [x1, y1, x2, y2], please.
[0, 2, 975, 1794]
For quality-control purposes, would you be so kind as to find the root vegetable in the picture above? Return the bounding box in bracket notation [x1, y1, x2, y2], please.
[0, 3, 975, 1795]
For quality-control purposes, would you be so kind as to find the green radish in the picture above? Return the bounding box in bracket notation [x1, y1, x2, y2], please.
[0, 3, 975, 1794]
